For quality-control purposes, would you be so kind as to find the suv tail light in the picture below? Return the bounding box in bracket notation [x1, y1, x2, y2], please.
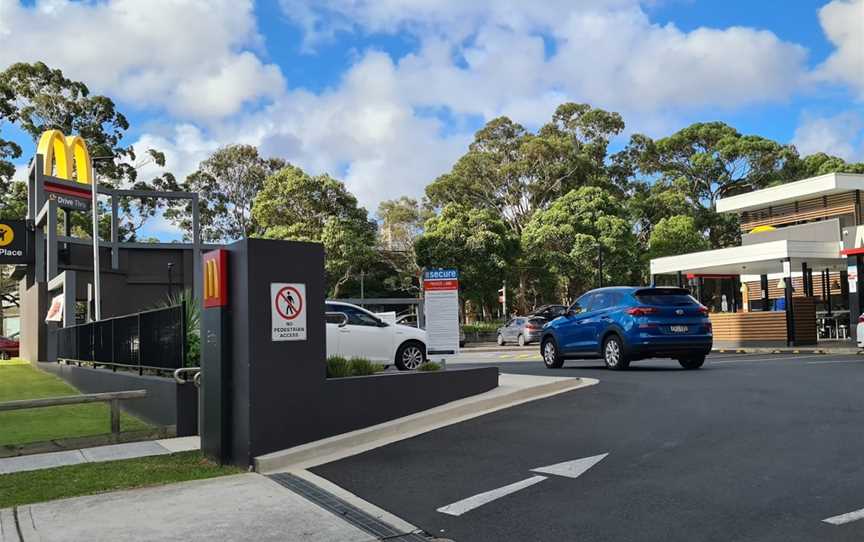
[859, 314, 864, 324]
[698, 305, 709, 315]
[626, 307, 657, 316]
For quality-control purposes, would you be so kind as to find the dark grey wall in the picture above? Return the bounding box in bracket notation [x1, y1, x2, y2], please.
[38, 362, 197, 433]
[213, 238, 498, 466]
[19, 277, 47, 362]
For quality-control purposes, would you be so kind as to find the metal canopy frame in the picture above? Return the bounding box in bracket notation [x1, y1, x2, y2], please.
[27, 155, 204, 302]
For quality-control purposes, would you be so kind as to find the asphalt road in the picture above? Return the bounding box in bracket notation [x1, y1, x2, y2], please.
[312, 352, 864, 542]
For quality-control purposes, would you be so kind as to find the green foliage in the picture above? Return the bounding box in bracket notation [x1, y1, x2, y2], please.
[348, 357, 385, 376]
[462, 321, 503, 333]
[426, 103, 626, 236]
[150, 289, 200, 367]
[326, 356, 385, 378]
[326, 356, 351, 378]
[0, 62, 169, 238]
[254, 165, 378, 297]
[415, 204, 518, 312]
[648, 215, 710, 259]
[522, 186, 639, 300]
[163, 145, 286, 242]
[417, 361, 442, 371]
[626, 122, 799, 248]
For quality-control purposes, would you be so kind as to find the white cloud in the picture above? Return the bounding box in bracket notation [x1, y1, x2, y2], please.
[130, 124, 221, 185]
[792, 111, 864, 161]
[815, 0, 864, 98]
[281, 0, 808, 117]
[0, 0, 285, 120]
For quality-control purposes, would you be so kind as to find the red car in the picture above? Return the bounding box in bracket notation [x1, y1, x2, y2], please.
[0, 334, 19, 359]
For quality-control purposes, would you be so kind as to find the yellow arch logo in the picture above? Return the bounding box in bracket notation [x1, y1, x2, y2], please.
[205, 259, 220, 300]
[0, 224, 13, 247]
[36, 130, 93, 185]
[749, 225, 776, 234]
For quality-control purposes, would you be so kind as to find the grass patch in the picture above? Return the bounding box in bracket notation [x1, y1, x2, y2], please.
[0, 451, 242, 508]
[417, 361, 442, 371]
[0, 363, 150, 447]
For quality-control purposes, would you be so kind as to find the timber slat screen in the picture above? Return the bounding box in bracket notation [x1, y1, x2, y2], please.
[740, 192, 856, 232]
[57, 304, 185, 374]
[745, 273, 842, 301]
[710, 312, 787, 343]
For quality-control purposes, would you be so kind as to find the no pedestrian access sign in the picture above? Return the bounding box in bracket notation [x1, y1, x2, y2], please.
[271, 283, 307, 341]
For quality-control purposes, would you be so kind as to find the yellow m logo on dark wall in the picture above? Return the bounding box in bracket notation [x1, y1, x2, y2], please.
[36, 130, 93, 185]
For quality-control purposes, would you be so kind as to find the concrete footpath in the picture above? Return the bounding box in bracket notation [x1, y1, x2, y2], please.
[1, 373, 590, 542]
[1, 474, 382, 542]
[0, 437, 200, 475]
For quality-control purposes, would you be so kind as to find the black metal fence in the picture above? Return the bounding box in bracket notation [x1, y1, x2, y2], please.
[57, 304, 186, 374]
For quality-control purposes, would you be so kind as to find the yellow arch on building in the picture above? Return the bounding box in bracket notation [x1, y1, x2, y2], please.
[36, 129, 93, 185]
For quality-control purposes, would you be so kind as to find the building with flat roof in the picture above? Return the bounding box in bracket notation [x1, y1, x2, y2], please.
[649, 173, 864, 347]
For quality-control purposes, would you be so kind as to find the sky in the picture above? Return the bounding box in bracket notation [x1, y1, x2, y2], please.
[0, 0, 862, 240]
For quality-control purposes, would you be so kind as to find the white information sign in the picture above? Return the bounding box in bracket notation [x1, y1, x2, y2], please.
[849, 264, 858, 294]
[423, 269, 460, 355]
[271, 283, 307, 341]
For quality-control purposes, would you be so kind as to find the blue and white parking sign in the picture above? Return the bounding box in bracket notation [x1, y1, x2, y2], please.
[424, 269, 459, 280]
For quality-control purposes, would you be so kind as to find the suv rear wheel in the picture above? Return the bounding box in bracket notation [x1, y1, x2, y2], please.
[497, 334, 505, 346]
[603, 335, 630, 370]
[542, 337, 564, 368]
[678, 355, 705, 370]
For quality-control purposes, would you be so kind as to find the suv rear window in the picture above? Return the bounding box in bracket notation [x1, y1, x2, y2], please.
[528, 317, 546, 325]
[636, 294, 698, 306]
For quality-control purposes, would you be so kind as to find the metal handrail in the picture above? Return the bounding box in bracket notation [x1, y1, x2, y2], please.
[173, 367, 200, 384]
[0, 389, 147, 435]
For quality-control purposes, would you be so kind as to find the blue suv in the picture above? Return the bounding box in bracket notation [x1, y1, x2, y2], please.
[540, 287, 712, 370]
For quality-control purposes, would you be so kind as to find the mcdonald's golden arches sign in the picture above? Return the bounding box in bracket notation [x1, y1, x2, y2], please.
[203, 249, 229, 308]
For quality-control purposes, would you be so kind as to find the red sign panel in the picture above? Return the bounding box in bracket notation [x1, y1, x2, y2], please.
[203, 249, 229, 308]
[424, 279, 459, 291]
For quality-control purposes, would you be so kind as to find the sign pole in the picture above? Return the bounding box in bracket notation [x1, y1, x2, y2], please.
[91, 168, 101, 321]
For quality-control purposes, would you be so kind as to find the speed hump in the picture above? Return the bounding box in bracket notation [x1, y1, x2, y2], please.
[271, 283, 307, 341]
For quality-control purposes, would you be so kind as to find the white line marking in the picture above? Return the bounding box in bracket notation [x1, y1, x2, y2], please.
[436, 475, 547, 516]
[806, 359, 861, 365]
[531, 453, 608, 479]
[823, 507, 864, 525]
[712, 355, 828, 364]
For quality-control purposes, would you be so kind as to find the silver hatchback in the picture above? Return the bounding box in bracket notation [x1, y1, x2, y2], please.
[497, 317, 546, 346]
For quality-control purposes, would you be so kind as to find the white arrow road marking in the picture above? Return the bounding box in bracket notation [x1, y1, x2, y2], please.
[437, 475, 548, 516]
[823, 507, 864, 525]
[531, 453, 609, 479]
[437, 453, 609, 517]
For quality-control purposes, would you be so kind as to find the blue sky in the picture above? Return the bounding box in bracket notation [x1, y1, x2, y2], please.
[1, 0, 862, 240]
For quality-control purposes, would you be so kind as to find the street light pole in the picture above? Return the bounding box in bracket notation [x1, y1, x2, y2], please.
[91, 166, 101, 321]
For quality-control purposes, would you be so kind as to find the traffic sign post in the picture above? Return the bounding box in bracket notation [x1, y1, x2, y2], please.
[423, 269, 460, 363]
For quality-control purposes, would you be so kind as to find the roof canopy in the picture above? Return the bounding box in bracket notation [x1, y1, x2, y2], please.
[650, 240, 845, 276]
[716, 173, 864, 214]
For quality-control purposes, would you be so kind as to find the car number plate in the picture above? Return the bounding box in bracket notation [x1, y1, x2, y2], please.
[670, 325, 688, 333]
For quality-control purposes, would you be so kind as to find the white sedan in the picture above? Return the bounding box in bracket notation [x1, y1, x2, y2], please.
[325, 301, 428, 370]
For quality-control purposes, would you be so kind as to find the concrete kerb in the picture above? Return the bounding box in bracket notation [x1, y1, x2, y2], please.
[255, 373, 597, 473]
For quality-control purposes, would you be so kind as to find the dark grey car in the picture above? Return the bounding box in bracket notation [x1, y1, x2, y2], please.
[497, 317, 546, 346]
